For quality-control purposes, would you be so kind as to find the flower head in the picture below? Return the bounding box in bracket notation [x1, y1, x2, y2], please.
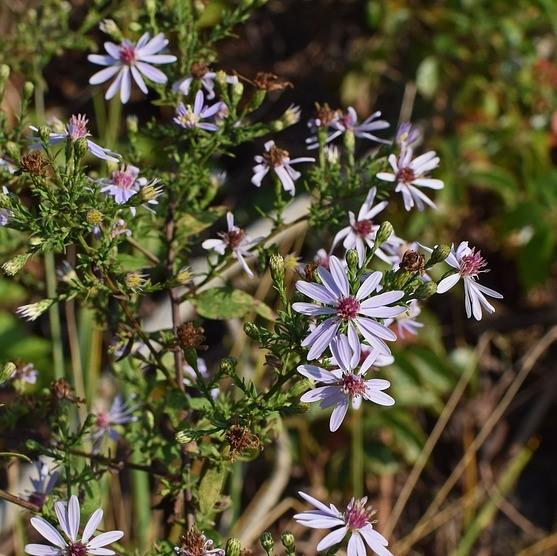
[298, 334, 394, 431]
[25, 495, 123, 555]
[292, 255, 405, 359]
[26, 459, 59, 508]
[88, 32, 177, 103]
[174, 90, 225, 132]
[294, 491, 392, 556]
[202, 212, 259, 278]
[12, 362, 39, 384]
[385, 299, 423, 339]
[91, 395, 138, 449]
[395, 122, 421, 154]
[433, 242, 503, 320]
[16, 299, 54, 322]
[175, 527, 225, 556]
[251, 140, 314, 196]
[377, 149, 443, 211]
[30, 115, 120, 162]
[173, 62, 238, 100]
[99, 164, 144, 205]
[332, 188, 404, 266]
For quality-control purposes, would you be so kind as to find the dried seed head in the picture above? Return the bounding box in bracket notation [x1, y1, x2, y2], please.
[225, 424, 261, 460]
[20, 151, 49, 177]
[177, 322, 207, 350]
[400, 250, 425, 274]
[253, 72, 292, 91]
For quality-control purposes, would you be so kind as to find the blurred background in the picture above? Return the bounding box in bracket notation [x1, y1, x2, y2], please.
[1, 1, 557, 555]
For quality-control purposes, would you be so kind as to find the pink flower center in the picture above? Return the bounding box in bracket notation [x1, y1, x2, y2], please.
[67, 115, 89, 140]
[396, 166, 416, 184]
[112, 170, 135, 190]
[353, 219, 373, 237]
[221, 229, 246, 249]
[460, 249, 487, 276]
[344, 498, 372, 531]
[340, 373, 366, 398]
[336, 296, 360, 321]
[119, 43, 136, 65]
[67, 541, 88, 556]
[95, 412, 110, 428]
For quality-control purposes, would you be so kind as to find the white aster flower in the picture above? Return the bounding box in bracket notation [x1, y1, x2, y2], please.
[298, 334, 394, 432]
[25, 495, 124, 555]
[173, 64, 238, 100]
[292, 255, 406, 359]
[395, 122, 421, 156]
[294, 491, 392, 556]
[173, 90, 225, 132]
[384, 299, 424, 339]
[332, 187, 404, 266]
[91, 395, 138, 449]
[12, 362, 39, 384]
[30, 114, 120, 162]
[376, 149, 443, 211]
[88, 32, 177, 103]
[99, 164, 145, 206]
[432, 241, 503, 320]
[307, 107, 390, 149]
[202, 212, 259, 278]
[251, 140, 314, 196]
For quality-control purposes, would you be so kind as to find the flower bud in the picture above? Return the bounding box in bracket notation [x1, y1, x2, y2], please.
[391, 270, 412, 290]
[176, 430, 193, 445]
[249, 90, 266, 112]
[281, 531, 295, 552]
[176, 267, 192, 285]
[0, 361, 16, 384]
[375, 221, 393, 246]
[225, 537, 242, 556]
[5, 141, 19, 160]
[23, 81, 34, 101]
[126, 115, 138, 134]
[260, 532, 274, 554]
[16, 298, 53, 321]
[243, 321, 261, 341]
[99, 19, 122, 40]
[219, 357, 236, 375]
[346, 249, 359, 271]
[38, 126, 51, 143]
[281, 104, 301, 127]
[74, 137, 89, 159]
[414, 280, 437, 299]
[125, 272, 146, 292]
[129, 22, 142, 33]
[231, 81, 244, 105]
[0, 65, 10, 98]
[344, 128, 355, 154]
[269, 253, 284, 280]
[427, 244, 451, 267]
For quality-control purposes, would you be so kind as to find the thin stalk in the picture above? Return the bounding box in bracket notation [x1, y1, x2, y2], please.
[351, 408, 364, 498]
[45, 252, 64, 379]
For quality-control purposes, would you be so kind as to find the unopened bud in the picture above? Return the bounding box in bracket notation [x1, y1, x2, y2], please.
[23, 81, 34, 101]
[414, 280, 437, 299]
[225, 537, 242, 556]
[260, 532, 274, 554]
[346, 249, 359, 271]
[427, 244, 451, 267]
[74, 137, 89, 159]
[5, 141, 19, 160]
[0, 65, 10, 98]
[243, 321, 261, 341]
[126, 115, 138, 134]
[38, 126, 51, 143]
[391, 270, 412, 289]
[231, 81, 244, 104]
[219, 357, 236, 375]
[249, 89, 266, 112]
[375, 221, 393, 246]
[269, 254, 284, 281]
[0, 362, 16, 384]
[176, 430, 193, 445]
[176, 267, 192, 285]
[281, 531, 295, 552]
[344, 128, 355, 154]
[3, 253, 30, 276]
[99, 19, 122, 40]
[281, 104, 301, 127]
[29, 236, 44, 246]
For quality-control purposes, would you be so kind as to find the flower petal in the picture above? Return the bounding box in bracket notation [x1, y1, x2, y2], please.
[317, 527, 348, 551]
[30, 517, 66, 549]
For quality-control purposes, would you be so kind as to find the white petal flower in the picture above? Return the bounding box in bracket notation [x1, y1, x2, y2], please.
[202, 212, 260, 278]
[428, 241, 503, 320]
[377, 148, 444, 212]
[91, 395, 138, 449]
[173, 90, 225, 132]
[251, 140, 314, 196]
[332, 187, 404, 267]
[295, 492, 392, 556]
[88, 33, 177, 103]
[298, 334, 394, 432]
[292, 255, 406, 360]
[25, 495, 123, 555]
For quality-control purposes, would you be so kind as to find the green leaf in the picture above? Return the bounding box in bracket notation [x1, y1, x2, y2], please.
[175, 206, 227, 242]
[193, 288, 260, 320]
[198, 466, 226, 519]
[416, 56, 439, 99]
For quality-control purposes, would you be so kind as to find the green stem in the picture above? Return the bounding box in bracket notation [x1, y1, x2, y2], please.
[352, 408, 364, 498]
[45, 252, 64, 380]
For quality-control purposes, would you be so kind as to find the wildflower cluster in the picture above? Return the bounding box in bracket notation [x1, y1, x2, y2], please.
[0, 2, 503, 556]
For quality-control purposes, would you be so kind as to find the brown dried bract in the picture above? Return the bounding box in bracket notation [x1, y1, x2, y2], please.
[20, 151, 49, 177]
[314, 102, 340, 127]
[190, 61, 209, 79]
[253, 72, 292, 91]
[226, 424, 261, 460]
[177, 527, 208, 556]
[400, 250, 425, 274]
[177, 322, 207, 350]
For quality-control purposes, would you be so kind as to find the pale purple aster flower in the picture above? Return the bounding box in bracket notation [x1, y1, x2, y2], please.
[30, 114, 120, 162]
[109, 218, 132, 239]
[314, 248, 331, 270]
[183, 358, 219, 400]
[174, 90, 225, 131]
[202, 212, 259, 278]
[431, 241, 503, 320]
[307, 108, 390, 150]
[0, 208, 11, 226]
[376, 149, 443, 211]
[332, 188, 404, 266]
[251, 140, 315, 196]
[298, 334, 394, 432]
[12, 362, 39, 384]
[385, 299, 423, 339]
[173, 67, 238, 100]
[91, 395, 138, 448]
[395, 122, 421, 155]
[88, 33, 177, 104]
[26, 459, 59, 508]
[0, 157, 17, 174]
[99, 164, 144, 206]
[292, 255, 406, 359]
[294, 492, 392, 556]
[25, 495, 123, 556]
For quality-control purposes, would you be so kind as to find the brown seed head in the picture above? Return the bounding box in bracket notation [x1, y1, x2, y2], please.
[177, 322, 207, 350]
[20, 151, 49, 177]
[226, 424, 261, 460]
[254, 72, 292, 91]
[400, 250, 425, 274]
